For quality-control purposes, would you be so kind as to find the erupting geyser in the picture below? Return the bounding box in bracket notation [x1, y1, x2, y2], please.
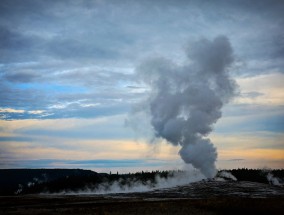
[133, 36, 237, 178]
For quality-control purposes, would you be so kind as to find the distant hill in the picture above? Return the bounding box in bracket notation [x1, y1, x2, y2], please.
[0, 169, 99, 195]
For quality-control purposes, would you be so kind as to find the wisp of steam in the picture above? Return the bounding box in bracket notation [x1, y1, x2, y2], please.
[132, 36, 237, 178]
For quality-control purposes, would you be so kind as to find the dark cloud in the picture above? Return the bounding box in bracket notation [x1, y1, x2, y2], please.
[272, 33, 284, 59]
[0, 136, 34, 142]
[226, 159, 245, 162]
[0, 25, 42, 63]
[3, 70, 40, 83]
[1, 0, 283, 64]
[47, 38, 117, 60]
[0, 0, 283, 120]
[0, 82, 47, 110]
[235, 0, 284, 19]
[0, 26, 28, 49]
[0, 0, 135, 63]
[241, 91, 264, 99]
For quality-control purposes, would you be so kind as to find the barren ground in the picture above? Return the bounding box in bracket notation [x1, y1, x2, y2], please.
[1, 181, 283, 215]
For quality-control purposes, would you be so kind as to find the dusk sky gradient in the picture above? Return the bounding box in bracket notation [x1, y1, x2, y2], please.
[0, 0, 283, 173]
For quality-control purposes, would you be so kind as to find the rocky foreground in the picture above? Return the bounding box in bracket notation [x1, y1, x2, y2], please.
[1, 180, 283, 215]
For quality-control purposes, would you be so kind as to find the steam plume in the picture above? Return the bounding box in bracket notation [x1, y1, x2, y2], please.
[134, 36, 237, 178]
[266, 172, 283, 186]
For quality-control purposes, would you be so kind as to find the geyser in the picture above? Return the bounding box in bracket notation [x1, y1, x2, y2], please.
[133, 36, 237, 178]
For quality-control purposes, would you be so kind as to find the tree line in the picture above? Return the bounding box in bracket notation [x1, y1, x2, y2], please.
[0, 168, 282, 195]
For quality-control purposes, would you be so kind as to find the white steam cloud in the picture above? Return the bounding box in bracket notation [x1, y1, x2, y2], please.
[267, 173, 283, 186]
[131, 36, 237, 178]
[218, 171, 237, 181]
[51, 169, 205, 195]
[94, 170, 204, 194]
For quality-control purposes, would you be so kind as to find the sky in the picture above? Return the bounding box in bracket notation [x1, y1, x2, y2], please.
[0, 0, 283, 173]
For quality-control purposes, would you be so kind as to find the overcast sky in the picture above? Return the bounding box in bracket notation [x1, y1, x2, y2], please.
[0, 0, 283, 172]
